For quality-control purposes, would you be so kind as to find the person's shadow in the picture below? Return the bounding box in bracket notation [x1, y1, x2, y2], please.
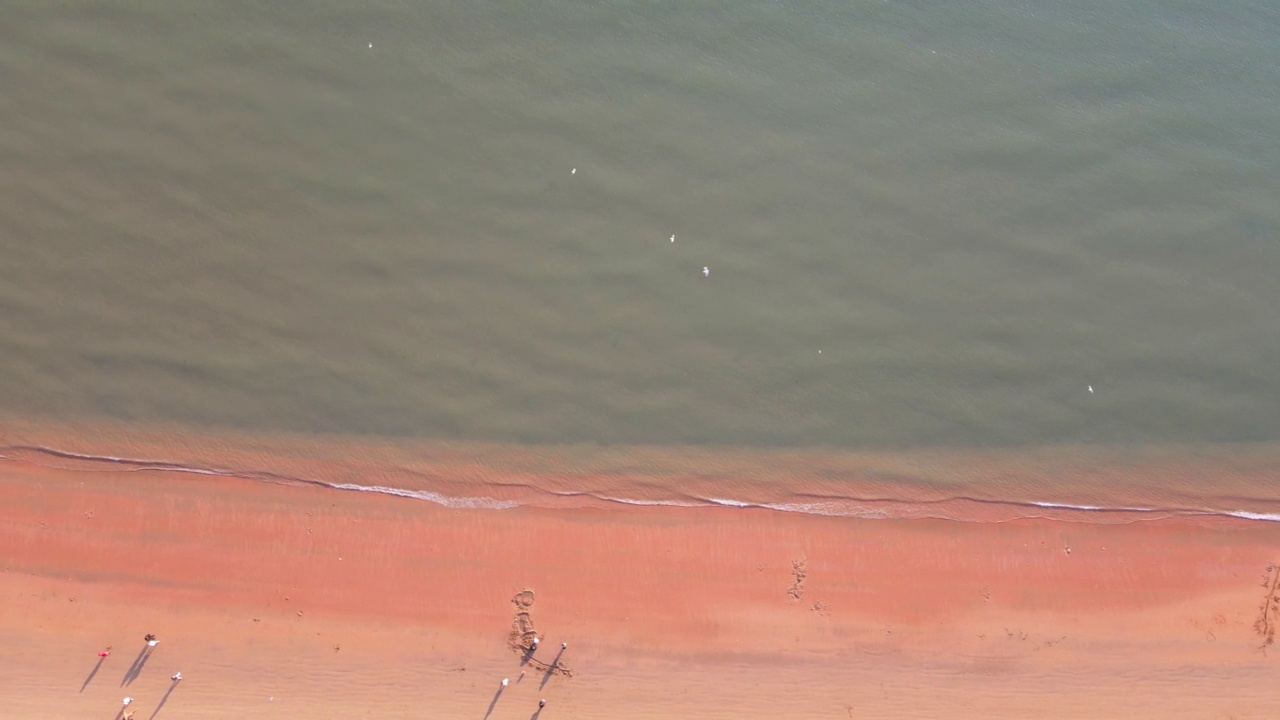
[147, 679, 180, 720]
[80, 655, 106, 692]
[121, 645, 149, 686]
[482, 683, 504, 720]
[538, 646, 566, 691]
[122, 645, 155, 687]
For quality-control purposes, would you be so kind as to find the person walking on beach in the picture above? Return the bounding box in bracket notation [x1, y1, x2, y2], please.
[171, 671, 182, 682]
[539, 699, 546, 708]
[98, 646, 112, 658]
[144, 634, 158, 647]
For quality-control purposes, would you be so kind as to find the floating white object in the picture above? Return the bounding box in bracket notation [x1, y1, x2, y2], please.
[571, 168, 576, 174]
[670, 234, 675, 242]
[368, 42, 373, 49]
[702, 267, 710, 276]
[1088, 385, 1094, 393]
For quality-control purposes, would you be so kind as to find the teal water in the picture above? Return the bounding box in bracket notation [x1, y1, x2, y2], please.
[2, 0, 1277, 448]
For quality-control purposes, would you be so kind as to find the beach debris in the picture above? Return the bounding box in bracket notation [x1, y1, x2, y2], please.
[1254, 563, 1279, 651]
[788, 559, 808, 601]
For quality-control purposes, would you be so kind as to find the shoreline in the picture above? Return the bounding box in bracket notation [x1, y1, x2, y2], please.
[2, 424, 1279, 717]
[4, 420, 1280, 524]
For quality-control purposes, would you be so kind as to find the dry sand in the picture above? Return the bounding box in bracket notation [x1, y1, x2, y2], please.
[2, 423, 1279, 718]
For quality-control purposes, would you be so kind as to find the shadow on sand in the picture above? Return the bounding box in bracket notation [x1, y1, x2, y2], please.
[147, 680, 180, 720]
[538, 647, 566, 691]
[81, 656, 106, 693]
[482, 684, 504, 720]
[121, 645, 153, 687]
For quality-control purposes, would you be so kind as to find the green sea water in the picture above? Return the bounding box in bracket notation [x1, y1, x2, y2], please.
[2, 0, 1278, 449]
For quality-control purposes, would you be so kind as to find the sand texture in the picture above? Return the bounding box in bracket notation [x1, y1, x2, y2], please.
[2, 424, 1279, 718]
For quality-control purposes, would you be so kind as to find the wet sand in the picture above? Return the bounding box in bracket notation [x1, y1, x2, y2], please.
[2, 425, 1279, 718]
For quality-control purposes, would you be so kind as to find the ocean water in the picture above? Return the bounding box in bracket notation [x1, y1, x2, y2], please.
[2, 0, 1278, 450]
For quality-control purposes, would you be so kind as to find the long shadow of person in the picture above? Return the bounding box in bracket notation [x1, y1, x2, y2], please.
[538, 647, 566, 691]
[123, 646, 155, 687]
[482, 683, 505, 720]
[147, 679, 180, 720]
[80, 655, 106, 693]
[121, 645, 149, 687]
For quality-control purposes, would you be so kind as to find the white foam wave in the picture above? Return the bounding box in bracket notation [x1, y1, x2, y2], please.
[1225, 509, 1280, 522]
[328, 483, 518, 510]
[705, 497, 752, 508]
[596, 496, 704, 508]
[760, 501, 889, 519]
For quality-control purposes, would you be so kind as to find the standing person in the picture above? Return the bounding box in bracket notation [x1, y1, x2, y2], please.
[538, 699, 546, 708]
[98, 647, 112, 658]
[144, 634, 158, 647]
[171, 671, 182, 682]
